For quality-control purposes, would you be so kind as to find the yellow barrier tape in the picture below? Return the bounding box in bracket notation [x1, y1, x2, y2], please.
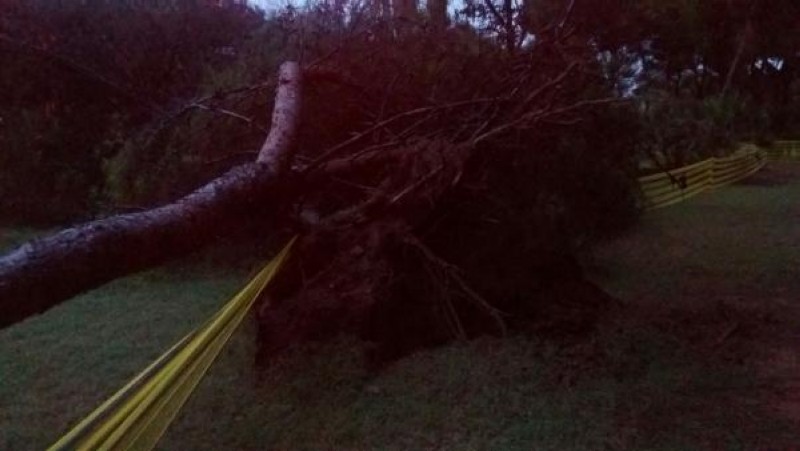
[767, 141, 800, 160]
[48, 237, 296, 451]
[639, 147, 765, 210]
[638, 159, 714, 183]
[641, 172, 711, 197]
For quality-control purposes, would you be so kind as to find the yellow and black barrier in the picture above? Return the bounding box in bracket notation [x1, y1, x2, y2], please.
[47, 238, 295, 451]
[638, 145, 765, 210]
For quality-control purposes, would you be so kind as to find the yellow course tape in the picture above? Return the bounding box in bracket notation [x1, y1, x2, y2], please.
[47, 237, 296, 451]
[767, 140, 800, 160]
[639, 146, 765, 210]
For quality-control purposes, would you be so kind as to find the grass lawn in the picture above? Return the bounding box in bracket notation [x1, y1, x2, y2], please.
[3, 163, 800, 450]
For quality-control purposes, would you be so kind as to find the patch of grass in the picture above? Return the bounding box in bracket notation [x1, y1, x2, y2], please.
[3, 163, 800, 449]
[160, 325, 784, 450]
[0, 257, 249, 450]
[590, 163, 800, 312]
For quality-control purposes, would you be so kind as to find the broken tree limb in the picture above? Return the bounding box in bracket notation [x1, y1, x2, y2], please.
[0, 61, 304, 328]
[0, 163, 285, 328]
[257, 62, 303, 173]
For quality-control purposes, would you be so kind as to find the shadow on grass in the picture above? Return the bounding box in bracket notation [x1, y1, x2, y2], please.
[155, 293, 795, 450]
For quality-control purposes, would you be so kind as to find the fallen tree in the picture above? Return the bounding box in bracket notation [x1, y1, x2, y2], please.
[0, 24, 640, 362]
[0, 62, 302, 327]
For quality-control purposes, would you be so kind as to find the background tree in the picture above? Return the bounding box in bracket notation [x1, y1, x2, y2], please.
[426, 0, 448, 29]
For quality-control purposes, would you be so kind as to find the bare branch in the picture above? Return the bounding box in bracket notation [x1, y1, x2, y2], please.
[305, 97, 503, 172]
[404, 234, 508, 336]
[482, 0, 507, 31]
[189, 103, 270, 134]
[0, 33, 163, 114]
[558, 0, 577, 31]
[517, 62, 578, 112]
[472, 97, 622, 144]
[389, 166, 444, 204]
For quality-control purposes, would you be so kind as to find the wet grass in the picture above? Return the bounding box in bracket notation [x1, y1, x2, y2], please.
[591, 163, 800, 310]
[3, 163, 800, 449]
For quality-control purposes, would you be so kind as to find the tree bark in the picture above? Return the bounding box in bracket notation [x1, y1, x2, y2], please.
[0, 62, 303, 328]
[426, 0, 448, 30]
[391, 0, 417, 20]
[257, 62, 301, 172]
[721, 0, 758, 97]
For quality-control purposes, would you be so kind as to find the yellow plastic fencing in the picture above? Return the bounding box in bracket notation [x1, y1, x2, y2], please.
[638, 146, 765, 210]
[765, 140, 800, 160]
[47, 238, 295, 451]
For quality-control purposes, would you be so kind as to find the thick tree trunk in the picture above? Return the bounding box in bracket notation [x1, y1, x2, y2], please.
[0, 163, 285, 328]
[0, 62, 302, 328]
[257, 63, 302, 171]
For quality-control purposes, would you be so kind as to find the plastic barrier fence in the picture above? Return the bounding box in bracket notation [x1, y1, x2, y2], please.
[639, 147, 765, 210]
[765, 140, 800, 160]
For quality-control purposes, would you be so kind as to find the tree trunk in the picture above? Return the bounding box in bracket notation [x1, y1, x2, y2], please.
[0, 164, 287, 327]
[391, 0, 417, 20]
[0, 62, 303, 328]
[502, 0, 515, 53]
[426, 0, 447, 30]
[721, 0, 758, 97]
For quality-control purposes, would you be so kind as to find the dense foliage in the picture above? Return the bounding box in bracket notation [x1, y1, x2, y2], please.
[1, 0, 797, 225]
[0, 0, 269, 222]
